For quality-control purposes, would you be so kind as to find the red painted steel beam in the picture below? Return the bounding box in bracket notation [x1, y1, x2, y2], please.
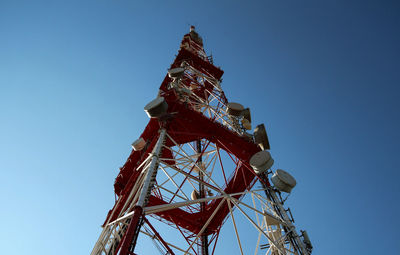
[119, 206, 143, 255]
[143, 217, 175, 255]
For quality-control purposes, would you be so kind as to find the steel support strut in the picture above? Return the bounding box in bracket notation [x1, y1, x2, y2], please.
[119, 128, 167, 255]
[197, 140, 209, 255]
[260, 174, 309, 255]
[143, 217, 175, 255]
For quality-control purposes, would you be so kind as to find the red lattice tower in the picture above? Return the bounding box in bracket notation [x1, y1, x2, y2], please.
[92, 26, 312, 255]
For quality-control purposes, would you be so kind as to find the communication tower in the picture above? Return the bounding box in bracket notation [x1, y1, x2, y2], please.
[92, 26, 312, 255]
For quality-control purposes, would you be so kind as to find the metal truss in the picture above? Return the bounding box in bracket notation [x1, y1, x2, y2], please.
[135, 134, 306, 255]
[92, 128, 307, 255]
[166, 62, 247, 136]
[92, 129, 167, 255]
[92, 27, 311, 255]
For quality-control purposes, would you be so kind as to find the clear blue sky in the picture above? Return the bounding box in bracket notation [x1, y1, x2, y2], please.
[1, 1, 399, 254]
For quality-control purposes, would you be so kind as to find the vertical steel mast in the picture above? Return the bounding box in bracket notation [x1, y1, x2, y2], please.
[92, 26, 312, 255]
[196, 139, 209, 255]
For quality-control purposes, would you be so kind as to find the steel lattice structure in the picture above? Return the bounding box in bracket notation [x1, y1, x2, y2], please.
[92, 26, 312, 255]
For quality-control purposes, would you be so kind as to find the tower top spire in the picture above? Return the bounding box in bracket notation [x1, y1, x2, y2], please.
[187, 25, 203, 46]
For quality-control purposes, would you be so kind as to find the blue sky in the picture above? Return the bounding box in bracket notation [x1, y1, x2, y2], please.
[1, 1, 399, 254]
